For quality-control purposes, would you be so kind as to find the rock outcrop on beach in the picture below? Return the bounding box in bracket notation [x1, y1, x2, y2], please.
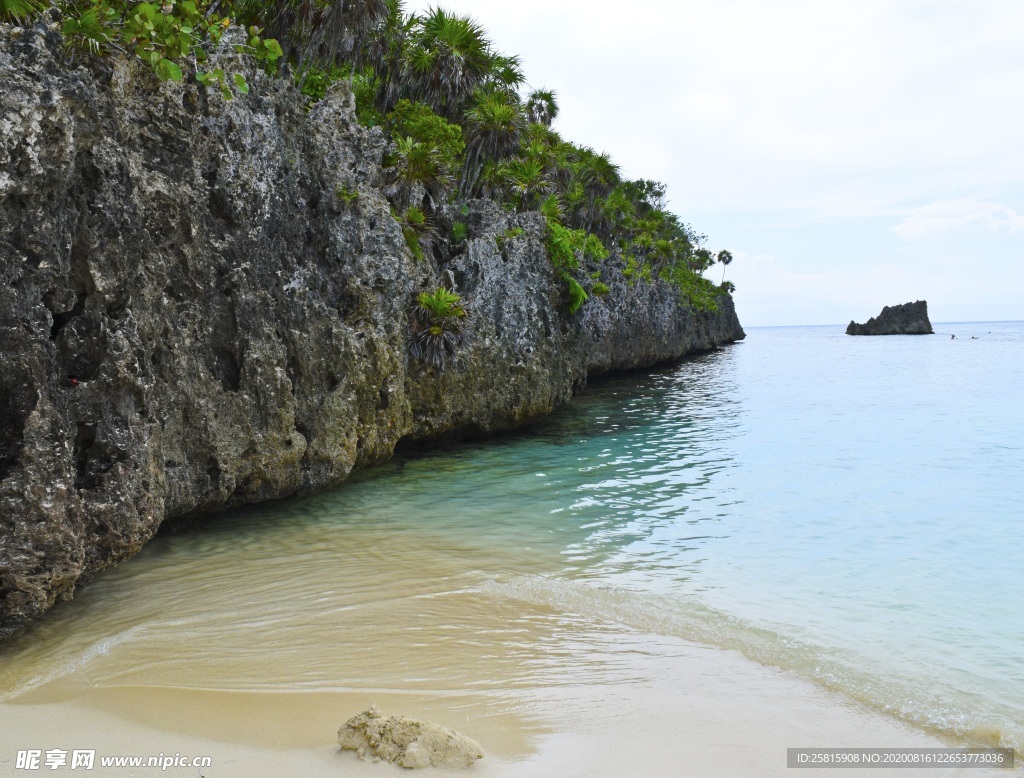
[339, 705, 484, 769]
[846, 301, 933, 336]
[0, 20, 744, 638]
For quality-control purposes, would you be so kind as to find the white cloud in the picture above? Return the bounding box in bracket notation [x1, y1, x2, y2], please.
[892, 200, 1024, 240]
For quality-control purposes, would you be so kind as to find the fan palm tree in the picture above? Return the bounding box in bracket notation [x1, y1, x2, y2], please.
[570, 149, 620, 236]
[717, 249, 733, 284]
[383, 136, 453, 209]
[498, 158, 552, 210]
[233, 0, 390, 70]
[410, 287, 468, 370]
[402, 7, 493, 121]
[525, 89, 559, 127]
[483, 53, 526, 96]
[459, 91, 527, 198]
[1, 0, 43, 22]
[362, 0, 417, 114]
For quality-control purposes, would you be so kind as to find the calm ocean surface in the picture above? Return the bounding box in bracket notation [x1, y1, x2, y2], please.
[2, 321, 1022, 752]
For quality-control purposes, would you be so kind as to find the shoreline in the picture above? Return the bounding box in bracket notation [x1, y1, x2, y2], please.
[0, 632, 991, 778]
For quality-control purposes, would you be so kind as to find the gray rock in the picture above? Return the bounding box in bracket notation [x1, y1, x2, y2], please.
[0, 21, 745, 638]
[338, 705, 484, 769]
[846, 301, 933, 335]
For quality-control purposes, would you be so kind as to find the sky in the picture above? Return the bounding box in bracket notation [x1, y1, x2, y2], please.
[406, 0, 1024, 326]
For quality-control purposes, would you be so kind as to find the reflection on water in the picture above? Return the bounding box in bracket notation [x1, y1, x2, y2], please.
[1, 325, 1022, 753]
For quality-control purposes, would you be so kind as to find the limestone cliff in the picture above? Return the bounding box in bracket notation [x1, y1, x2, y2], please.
[0, 20, 744, 638]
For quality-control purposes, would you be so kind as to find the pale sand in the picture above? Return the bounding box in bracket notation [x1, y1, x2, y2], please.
[1, 633, 1008, 777]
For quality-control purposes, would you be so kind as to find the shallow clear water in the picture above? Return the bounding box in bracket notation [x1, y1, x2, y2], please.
[1, 321, 1021, 751]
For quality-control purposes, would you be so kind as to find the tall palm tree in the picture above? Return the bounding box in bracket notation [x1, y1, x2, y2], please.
[525, 89, 559, 127]
[483, 53, 526, 96]
[459, 91, 527, 198]
[717, 249, 733, 284]
[363, 0, 417, 114]
[570, 149, 620, 236]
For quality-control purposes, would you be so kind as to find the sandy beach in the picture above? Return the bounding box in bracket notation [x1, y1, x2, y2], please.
[1, 631, 996, 778]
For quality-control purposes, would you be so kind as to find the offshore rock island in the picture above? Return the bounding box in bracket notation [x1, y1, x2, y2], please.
[846, 301, 933, 336]
[0, 12, 743, 638]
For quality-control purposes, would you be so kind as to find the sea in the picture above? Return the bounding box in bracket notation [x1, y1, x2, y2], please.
[1, 320, 1022, 756]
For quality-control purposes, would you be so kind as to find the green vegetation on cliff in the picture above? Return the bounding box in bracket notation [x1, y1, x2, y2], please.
[9, 0, 734, 314]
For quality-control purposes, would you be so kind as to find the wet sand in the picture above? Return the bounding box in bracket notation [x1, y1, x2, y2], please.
[0, 632, 994, 777]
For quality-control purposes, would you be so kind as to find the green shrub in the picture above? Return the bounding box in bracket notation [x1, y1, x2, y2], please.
[386, 100, 465, 175]
[397, 206, 430, 261]
[495, 226, 523, 252]
[410, 287, 469, 370]
[545, 219, 579, 271]
[334, 186, 359, 205]
[450, 221, 469, 245]
[660, 265, 724, 312]
[543, 215, 611, 313]
[59, 0, 281, 94]
[300, 66, 348, 103]
[623, 254, 652, 286]
[564, 274, 587, 313]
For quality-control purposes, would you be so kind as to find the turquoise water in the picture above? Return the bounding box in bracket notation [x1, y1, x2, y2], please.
[2, 321, 1021, 753]
[327, 318, 1023, 748]
[361, 320, 1024, 747]
[538, 320, 1024, 746]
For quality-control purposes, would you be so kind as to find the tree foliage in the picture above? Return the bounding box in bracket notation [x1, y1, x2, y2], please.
[400, 7, 493, 120]
[525, 89, 558, 126]
[386, 99, 464, 174]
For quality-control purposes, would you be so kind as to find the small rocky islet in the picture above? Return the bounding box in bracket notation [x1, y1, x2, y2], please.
[846, 300, 933, 335]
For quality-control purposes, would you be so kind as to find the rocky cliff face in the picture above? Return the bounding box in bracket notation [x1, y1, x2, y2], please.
[846, 301, 933, 335]
[0, 20, 744, 638]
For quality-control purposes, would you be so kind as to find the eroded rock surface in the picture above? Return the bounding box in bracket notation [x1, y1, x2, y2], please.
[846, 301, 933, 335]
[339, 705, 484, 769]
[0, 20, 745, 638]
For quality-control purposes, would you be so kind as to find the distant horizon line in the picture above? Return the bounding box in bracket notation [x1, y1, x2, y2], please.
[745, 319, 1024, 329]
